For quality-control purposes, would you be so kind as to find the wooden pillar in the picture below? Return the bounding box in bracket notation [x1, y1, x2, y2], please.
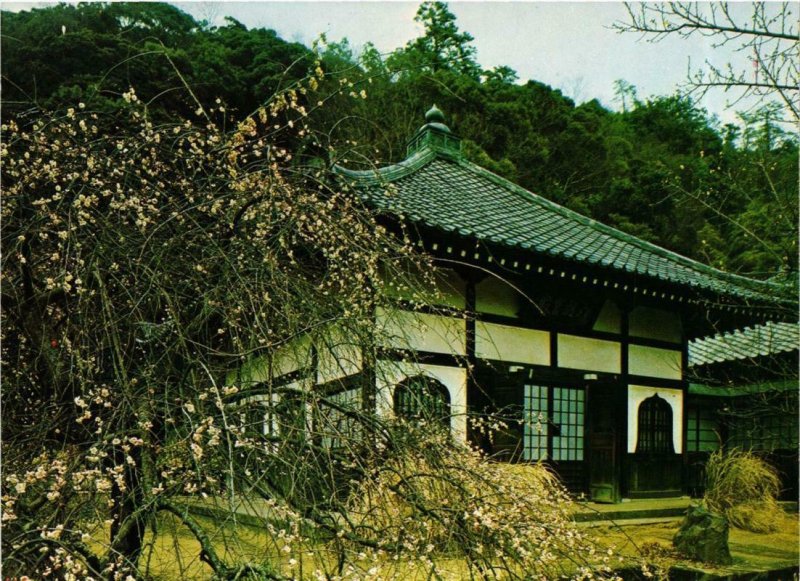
[464, 273, 478, 446]
[680, 324, 690, 494]
[619, 304, 631, 498]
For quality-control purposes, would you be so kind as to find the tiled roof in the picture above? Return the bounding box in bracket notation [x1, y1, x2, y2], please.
[688, 321, 799, 367]
[336, 146, 791, 306]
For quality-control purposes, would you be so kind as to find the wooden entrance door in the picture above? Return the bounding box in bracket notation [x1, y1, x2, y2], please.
[587, 383, 622, 503]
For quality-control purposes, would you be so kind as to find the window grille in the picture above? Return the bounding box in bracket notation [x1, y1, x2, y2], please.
[552, 387, 585, 461]
[686, 406, 719, 452]
[636, 394, 674, 454]
[276, 393, 306, 440]
[317, 388, 362, 449]
[523, 385, 585, 461]
[523, 385, 549, 460]
[240, 400, 267, 438]
[393, 376, 451, 427]
[728, 413, 798, 451]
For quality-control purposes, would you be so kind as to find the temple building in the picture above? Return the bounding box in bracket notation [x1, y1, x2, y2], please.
[243, 107, 796, 502]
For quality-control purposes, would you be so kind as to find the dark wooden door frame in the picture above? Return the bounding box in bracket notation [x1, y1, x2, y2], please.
[586, 380, 626, 503]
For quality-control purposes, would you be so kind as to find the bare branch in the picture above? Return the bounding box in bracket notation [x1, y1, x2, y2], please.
[616, 2, 799, 121]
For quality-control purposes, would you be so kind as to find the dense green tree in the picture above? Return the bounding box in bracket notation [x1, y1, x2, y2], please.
[1, 2, 311, 121]
[388, 1, 480, 78]
[717, 107, 798, 275]
[2, 1, 795, 279]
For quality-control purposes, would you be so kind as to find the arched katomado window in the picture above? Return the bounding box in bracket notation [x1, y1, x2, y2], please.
[393, 376, 451, 427]
[636, 394, 674, 454]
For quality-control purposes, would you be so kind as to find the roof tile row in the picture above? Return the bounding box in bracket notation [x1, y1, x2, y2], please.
[337, 148, 792, 306]
[688, 321, 799, 367]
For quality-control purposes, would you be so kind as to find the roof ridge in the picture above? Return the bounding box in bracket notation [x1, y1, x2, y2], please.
[691, 321, 799, 344]
[332, 148, 440, 184]
[451, 156, 783, 294]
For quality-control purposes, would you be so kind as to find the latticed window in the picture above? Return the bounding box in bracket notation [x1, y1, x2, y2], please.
[686, 406, 720, 452]
[523, 385, 585, 461]
[523, 385, 549, 461]
[728, 413, 799, 451]
[393, 376, 450, 426]
[276, 394, 306, 440]
[316, 388, 362, 449]
[636, 394, 674, 454]
[240, 400, 267, 438]
[552, 387, 585, 461]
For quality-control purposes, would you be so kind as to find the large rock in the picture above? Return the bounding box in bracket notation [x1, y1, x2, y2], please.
[673, 502, 733, 565]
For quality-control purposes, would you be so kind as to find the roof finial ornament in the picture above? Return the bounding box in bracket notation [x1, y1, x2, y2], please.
[405, 104, 460, 157]
[426, 104, 446, 125]
[423, 104, 450, 133]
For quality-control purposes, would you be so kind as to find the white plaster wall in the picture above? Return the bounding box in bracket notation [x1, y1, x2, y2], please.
[628, 345, 682, 380]
[227, 358, 268, 388]
[476, 277, 520, 318]
[629, 307, 682, 343]
[228, 335, 312, 387]
[475, 322, 549, 365]
[375, 359, 467, 442]
[558, 334, 621, 373]
[592, 300, 622, 334]
[375, 307, 466, 355]
[627, 385, 683, 454]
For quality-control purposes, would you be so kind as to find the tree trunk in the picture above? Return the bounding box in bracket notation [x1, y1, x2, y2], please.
[109, 446, 146, 577]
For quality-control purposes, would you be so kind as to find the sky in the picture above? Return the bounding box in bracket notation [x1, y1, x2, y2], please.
[5, 1, 773, 126]
[170, 1, 757, 126]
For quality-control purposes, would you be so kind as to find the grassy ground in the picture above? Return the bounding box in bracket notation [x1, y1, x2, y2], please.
[588, 512, 799, 577]
[84, 463, 797, 579]
[126, 509, 798, 580]
[133, 512, 474, 580]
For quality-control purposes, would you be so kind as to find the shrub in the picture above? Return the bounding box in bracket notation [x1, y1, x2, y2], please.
[703, 448, 782, 532]
[346, 424, 617, 579]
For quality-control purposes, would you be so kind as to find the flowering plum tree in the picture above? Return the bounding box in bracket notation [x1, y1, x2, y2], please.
[1, 72, 621, 579]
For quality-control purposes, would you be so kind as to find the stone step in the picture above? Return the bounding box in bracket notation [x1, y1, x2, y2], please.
[573, 499, 691, 522]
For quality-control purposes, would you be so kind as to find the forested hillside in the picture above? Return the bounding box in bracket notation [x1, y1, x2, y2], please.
[3, 1, 796, 278]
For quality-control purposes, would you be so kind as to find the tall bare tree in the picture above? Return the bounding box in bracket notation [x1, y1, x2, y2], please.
[615, 2, 799, 122]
